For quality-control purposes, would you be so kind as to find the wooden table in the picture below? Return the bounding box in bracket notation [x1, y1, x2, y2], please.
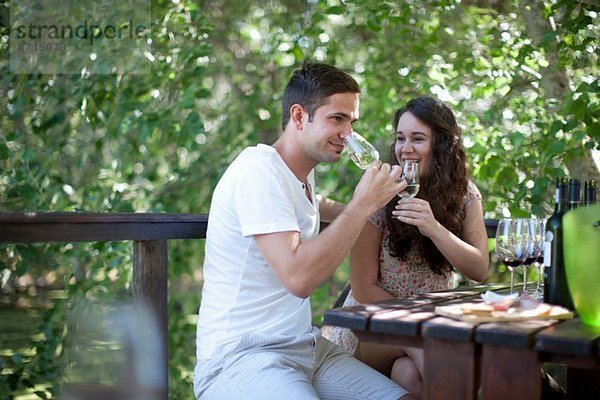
[323, 284, 600, 400]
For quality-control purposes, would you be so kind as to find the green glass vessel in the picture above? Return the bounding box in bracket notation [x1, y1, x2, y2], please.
[563, 203, 600, 326]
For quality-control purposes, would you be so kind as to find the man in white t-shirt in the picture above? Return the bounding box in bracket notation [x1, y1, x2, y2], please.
[194, 62, 414, 400]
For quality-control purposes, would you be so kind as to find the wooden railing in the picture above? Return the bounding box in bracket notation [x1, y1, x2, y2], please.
[0, 212, 208, 398]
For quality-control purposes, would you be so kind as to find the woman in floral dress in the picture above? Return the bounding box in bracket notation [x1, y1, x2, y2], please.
[325, 97, 489, 398]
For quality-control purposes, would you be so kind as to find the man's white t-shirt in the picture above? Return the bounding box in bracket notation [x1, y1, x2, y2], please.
[196, 144, 320, 360]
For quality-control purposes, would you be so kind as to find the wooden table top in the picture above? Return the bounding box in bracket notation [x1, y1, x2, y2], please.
[324, 283, 600, 360]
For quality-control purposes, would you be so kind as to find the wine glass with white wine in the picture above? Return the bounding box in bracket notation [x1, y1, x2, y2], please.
[344, 131, 380, 170]
[398, 160, 419, 198]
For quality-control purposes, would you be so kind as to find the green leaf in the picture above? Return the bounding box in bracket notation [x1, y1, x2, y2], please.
[548, 140, 566, 155]
[497, 166, 519, 187]
[22, 148, 36, 161]
[34, 391, 49, 399]
[186, 111, 200, 124]
[20, 184, 37, 201]
[510, 132, 525, 147]
[11, 354, 23, 363]
[548, 120, 564, 136]
[196, 88, 212, 99]
[0, 143, 8, 160]
[15, 260, 28, 276]
[180, 86, 196, 109]
[586, 122, 600, 140]
[325, 6, 345, 15]
[565, 118, 578, 132]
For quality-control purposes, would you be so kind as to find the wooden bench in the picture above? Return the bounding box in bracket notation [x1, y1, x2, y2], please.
[0, 212, 209, 398]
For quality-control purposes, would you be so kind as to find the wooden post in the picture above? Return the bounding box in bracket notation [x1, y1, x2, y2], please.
[134, 239, 168, 398]
[424, 338, 479, 400]
[481, 345, 541, 400]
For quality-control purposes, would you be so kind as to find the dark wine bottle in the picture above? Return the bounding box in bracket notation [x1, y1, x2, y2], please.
[544, 177, 573, 308]
[584, 180, 596, 205]
[568, 178, 581, 211]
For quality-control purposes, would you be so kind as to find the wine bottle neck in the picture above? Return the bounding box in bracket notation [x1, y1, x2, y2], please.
[568, 179, 581, 209]
[554, 189, 568, 210]
[584, 180, 596, 205]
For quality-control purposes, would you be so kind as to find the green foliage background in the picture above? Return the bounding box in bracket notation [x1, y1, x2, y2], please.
[0, 0, 598, 398]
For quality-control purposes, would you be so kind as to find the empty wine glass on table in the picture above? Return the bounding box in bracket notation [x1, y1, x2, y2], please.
[344, 131, 379, 170]
[398, 160, 419, 199]
[495, 218, 530, 294]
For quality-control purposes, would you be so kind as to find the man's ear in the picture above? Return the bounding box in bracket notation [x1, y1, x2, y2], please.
[290, 104, 306, 130]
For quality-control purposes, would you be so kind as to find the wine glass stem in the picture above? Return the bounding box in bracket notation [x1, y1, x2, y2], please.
[523, 267, 528, 292]
[510, 270, 515, 294]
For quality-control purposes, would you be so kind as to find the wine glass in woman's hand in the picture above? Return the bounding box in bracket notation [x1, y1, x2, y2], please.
[398, 160, 419, 199]
[344, 131, 379, 170]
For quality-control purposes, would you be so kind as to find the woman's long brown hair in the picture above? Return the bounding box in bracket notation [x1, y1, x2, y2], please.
[383, 97, 469, 275]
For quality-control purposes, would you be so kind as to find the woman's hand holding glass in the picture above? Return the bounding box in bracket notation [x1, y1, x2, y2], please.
[393, 197, 439, 238]
[398, 160, 419, 199]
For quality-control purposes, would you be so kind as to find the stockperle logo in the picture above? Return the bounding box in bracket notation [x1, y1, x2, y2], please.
[10, 0, 151, 74]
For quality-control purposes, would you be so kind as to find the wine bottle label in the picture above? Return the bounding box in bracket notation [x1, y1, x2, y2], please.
[543, 232, 553, 267]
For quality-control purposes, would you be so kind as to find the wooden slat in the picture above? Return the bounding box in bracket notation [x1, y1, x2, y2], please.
[422, 316, 478, 342]
[0, 213, 208, 242]
[0, 212, 204, 223]
[535, 318, 600, 357]
[475, 319, 558, 349]
[322, 300, 402, 331]
[369, 308, 436, 336]
[354, 331, 423, 348]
